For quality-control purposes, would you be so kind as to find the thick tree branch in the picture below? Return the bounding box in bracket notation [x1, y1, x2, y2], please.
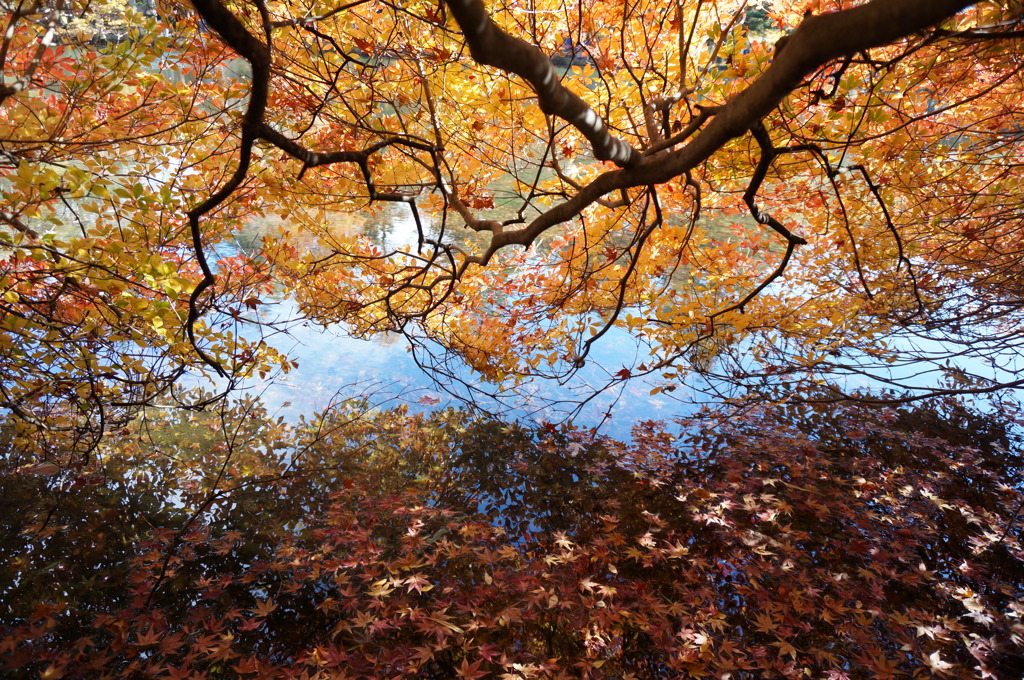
[184, 0, 273, 377]
[443, 0, 642, 167]
[465, 0, 974, 271]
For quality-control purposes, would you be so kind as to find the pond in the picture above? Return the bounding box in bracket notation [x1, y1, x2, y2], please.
[214, 196, 1024, 438]
[215, 204, 693, 440]
[6, 146, 693, 439]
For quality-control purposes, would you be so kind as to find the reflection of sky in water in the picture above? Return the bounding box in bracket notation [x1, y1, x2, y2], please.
[210, 204, 1023, 438]
[201, 204, 690, 439]
[210, 297, 688, 442]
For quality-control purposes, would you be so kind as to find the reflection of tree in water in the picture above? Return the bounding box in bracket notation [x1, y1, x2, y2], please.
[3, 397, 1021, 678]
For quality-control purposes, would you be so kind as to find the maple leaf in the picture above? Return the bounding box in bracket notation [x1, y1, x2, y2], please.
[249, 598, 277, 618]
[870, 652, 898, 679]
[923, 651, 955, 675]
[161, 667, 196, 680]
[477, 643, 500, 662]
[404, 573, 434, 594]
[773, 638, 799, 660]
[232, 656, 260, 674]
[553, 532, 574, 549]
[456, 658, 488, 680]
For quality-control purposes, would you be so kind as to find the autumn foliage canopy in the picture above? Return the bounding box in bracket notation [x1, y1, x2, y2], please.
[3, 0, 1024, 677]
[2, 0, 1024, 432]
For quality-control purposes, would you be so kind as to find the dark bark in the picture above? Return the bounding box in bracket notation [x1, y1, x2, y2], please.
[444, 0, 642, 167]
[461, 0, 974, 269]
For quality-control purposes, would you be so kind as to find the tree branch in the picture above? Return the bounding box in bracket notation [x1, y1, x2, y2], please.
[443, 0, 642, 167]
[465, 0, 973, 268]
[184, 0, 273, 377]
